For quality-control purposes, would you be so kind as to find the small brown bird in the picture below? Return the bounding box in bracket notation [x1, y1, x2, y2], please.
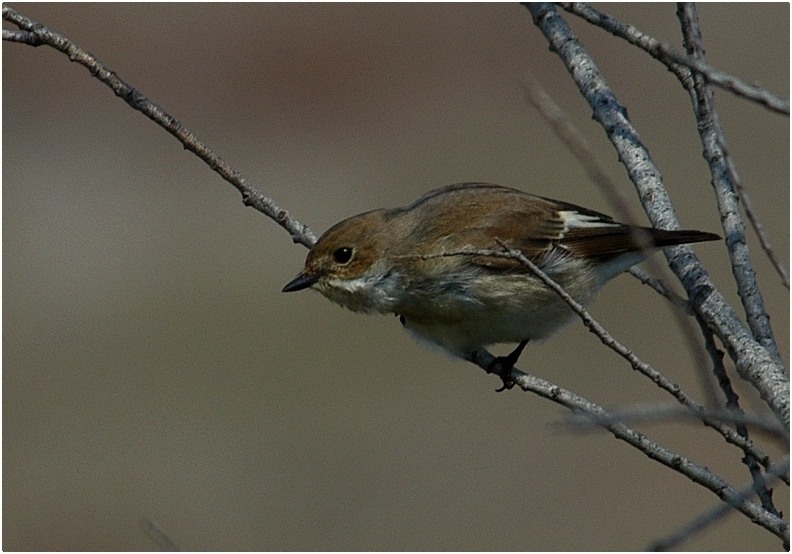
[283, 183, 719, 380]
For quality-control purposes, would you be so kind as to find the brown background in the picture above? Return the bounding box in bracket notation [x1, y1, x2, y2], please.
[4, 3, 789, 550]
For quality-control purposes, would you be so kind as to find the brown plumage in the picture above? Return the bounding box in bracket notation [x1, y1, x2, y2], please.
[284, 182, 719, 360]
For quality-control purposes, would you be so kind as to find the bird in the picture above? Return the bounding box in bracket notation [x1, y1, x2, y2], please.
[283, 182, 719, 387]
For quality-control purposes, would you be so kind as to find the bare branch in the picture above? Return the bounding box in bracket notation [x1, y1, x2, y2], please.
[2, 28, 39, 45]
[488, 241, 788, 540]
[1, 5, 317, 249]
[627, 267, 692, 313]
[521, 75, 692, 312]
[697, 311, 783, 510]
[731, 167, 790, 289]
[524, 2, 789, 430]
[558, 2, 790, 289]
[520, 74, 636, 220]
[408, 246, 780, 478]
[141, 519, 180, 552]
[559, 2, 790, 115]
[563, 404, 788, 448]
[520, 75, 721, 405]
[647, 458, 790, 551]
[677, 3, 783, 368]
[465, 346, 787, 541]
[677, 5, 784, 517]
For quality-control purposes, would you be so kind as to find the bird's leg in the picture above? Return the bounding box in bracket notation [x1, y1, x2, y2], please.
[487, 340, 529, 392]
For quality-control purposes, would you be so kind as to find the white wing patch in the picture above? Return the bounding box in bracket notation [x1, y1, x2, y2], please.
[558, 210, 621, 232]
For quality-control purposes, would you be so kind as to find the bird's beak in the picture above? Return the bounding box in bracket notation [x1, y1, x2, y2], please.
[282, 271, 321, 292]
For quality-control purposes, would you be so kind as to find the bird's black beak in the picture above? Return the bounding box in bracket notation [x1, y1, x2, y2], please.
[282, 272, 321, 292]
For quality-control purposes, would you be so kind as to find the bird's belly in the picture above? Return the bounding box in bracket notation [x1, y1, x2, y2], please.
[398, 272, 598, 358]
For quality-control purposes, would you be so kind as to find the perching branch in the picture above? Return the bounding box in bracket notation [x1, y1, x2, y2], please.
[466, 347, 787, 542]
[414, 245, 780, 479]
[475, 243, 787, 541]
[647, 457, 790, 551]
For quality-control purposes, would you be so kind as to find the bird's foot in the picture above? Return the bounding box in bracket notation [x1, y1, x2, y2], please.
[486, 340, 529, 392]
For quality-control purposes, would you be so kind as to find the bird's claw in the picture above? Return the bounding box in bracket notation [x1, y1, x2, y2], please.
[486, 340, 528, 392]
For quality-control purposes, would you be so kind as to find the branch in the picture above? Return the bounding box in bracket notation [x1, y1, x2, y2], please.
[731, 168, 790, 289]
[677, 5, 785, 518]
[559, 2, 790, 116]
[2, 5, 317, 250]
[563, 404, 787, 447]
[647, 458, 790, 551]
[626, 267, 692, 313]
[409, 246, 780, 480]
[559, 2, 790, 289]
[478, 243, 788, 541]
[465, 347, 787, 541]
[697, 311, 784, 511]
[524, 2, 789, 430]
[520, 74, 720, 405]
[677, 3, 782, 366]
[141, 519, 180, 552]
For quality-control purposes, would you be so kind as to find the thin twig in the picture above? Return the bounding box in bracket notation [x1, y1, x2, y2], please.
[141, 519, 180, 551]
[490, 240, 787, 540]
[729, 156, 790, 289]
[524, 2, 789, 430]
[563, 404, 788, 446]
[497, 241, 781, 466]
[465, 348, 788, 542]
[627, 267, 691, 312]
[521, 75, 691, 312]
[677, 4, 783, 518]
[407, 246, 780, 477]
[2, 5, 317, 249]
[697, 311, 783, 508]
[559, 2, 790, 115]
[558, 2, 791, 289]
[520, 74, 637, 219]
[647, 458, 790, 551]
[520, 75, 720, 406]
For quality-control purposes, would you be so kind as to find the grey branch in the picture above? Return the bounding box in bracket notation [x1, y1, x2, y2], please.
[2, 5, 317, 250]
[413, 245, 780, 481]
[483, 243, 787, 541]
[519, 75, 725, 405]
[558, 2, 790, 289]
[626, 267, 692, 313]
[563, 404, 787, 450]
[647, 457, 790, 551]
[677, 5, 784, 517]
[559, 2, 790, 115]
[465, 345, 787, 542]
[525, 2, 789, 431]
[731, 166, 790, 289]
[677, 3, 782, 367]
[558, 3, 791, 288]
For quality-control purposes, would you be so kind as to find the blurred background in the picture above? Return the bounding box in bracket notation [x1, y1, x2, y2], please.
[3, 3, 788, 550]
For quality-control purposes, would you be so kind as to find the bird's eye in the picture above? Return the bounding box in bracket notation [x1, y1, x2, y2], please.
[333, 247, 354, 264]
